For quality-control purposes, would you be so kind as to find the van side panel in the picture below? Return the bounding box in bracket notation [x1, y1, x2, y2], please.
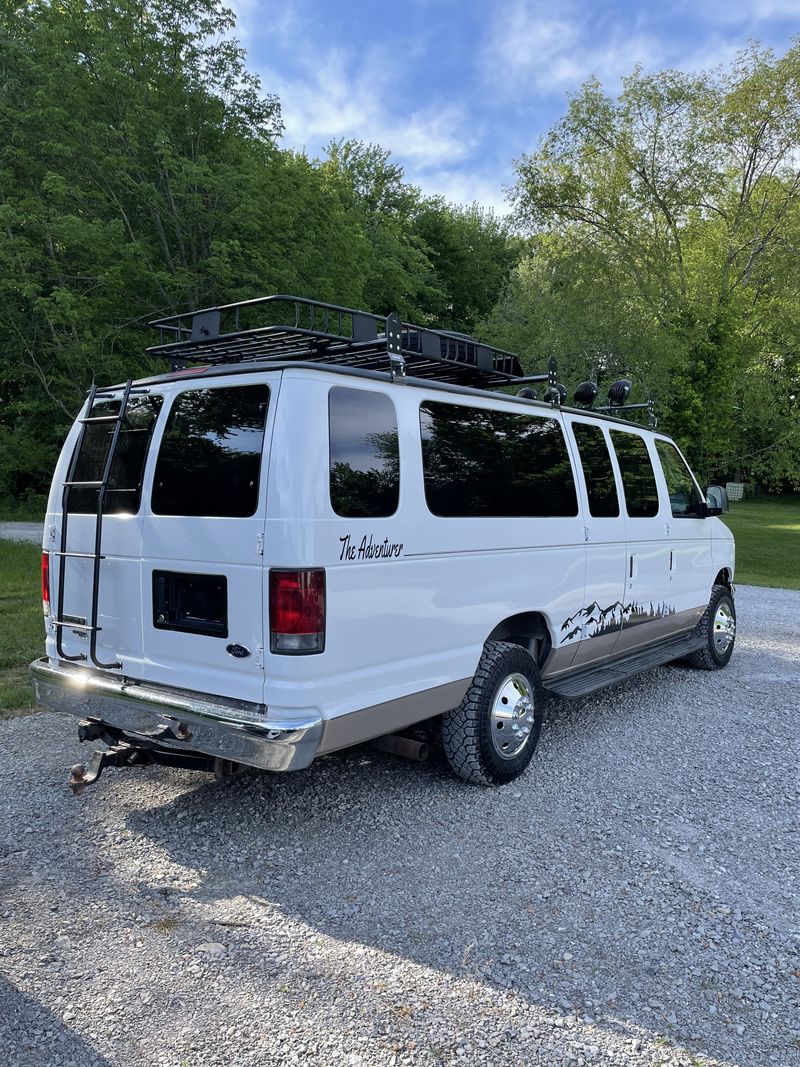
[263, 372, 587, 741]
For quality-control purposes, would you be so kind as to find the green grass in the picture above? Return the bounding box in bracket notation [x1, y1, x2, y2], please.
[722, 495, 800, 590]
[0, 541, 43, 717]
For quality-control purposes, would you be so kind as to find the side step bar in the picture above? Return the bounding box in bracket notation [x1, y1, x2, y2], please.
[545, 631, 706, 699]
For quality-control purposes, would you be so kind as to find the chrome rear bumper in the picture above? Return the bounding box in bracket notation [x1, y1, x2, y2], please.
[30, 657, 322, 772]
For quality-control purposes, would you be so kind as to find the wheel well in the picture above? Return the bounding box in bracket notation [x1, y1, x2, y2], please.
[714, 568, 732, 588]
[486, 612, 552, 666]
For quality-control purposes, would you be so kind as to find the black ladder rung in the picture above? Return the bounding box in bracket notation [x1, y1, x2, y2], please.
[50, 551, 105, 559]
[92, 387, 150, 397]
[52, 621, 102, 632]
[63, 480, 104, 488]
[80, 415, 122, 424]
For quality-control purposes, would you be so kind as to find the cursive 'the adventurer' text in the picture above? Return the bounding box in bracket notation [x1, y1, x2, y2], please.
[339, 534, 404, 562]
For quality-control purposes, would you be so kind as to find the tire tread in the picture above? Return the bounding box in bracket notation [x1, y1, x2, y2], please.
[442, 641, 542, 786]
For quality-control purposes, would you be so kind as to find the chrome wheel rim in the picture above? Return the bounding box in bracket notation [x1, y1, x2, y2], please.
[713, 601, 736, 654]
[490, 673, 535, 759]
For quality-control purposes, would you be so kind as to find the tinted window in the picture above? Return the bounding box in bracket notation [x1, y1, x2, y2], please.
[152, 385, 269, 517]
[571, 423, 619, 518]
[610, 431, 659, 518]
[655, 440, 704, 517]
[419, 402, 577, 518]
[66, 394, 163, 515]
[329, 388, 399, 517]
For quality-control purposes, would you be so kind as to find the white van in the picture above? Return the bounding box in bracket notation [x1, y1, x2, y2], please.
[31, 295, 736, 790]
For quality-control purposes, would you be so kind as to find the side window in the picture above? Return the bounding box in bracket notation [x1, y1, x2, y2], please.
[329, 388, 399, 517]
[571, 423, 620, 518]
[609, 431, 659, 518]
[152, 384, 269, 517]
[66, 394, 163, 515]
[419, 402, 578, 518]
[655, 440, 704, 518]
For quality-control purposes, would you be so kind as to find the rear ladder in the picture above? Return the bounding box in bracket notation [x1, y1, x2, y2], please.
[52, 379, 141, 669]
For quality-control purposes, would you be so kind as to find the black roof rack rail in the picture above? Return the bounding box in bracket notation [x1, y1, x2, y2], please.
[147, 294, 552, 389]
[145, 294, 656, 423]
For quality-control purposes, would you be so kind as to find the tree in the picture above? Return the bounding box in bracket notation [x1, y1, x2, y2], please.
[414, 199, 521, 336]
[506, 43, 800, 486]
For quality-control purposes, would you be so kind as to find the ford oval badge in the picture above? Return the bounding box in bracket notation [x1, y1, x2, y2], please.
[226, 643, 251, 659]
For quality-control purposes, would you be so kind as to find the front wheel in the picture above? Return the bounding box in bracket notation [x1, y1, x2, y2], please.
[686, 584, 736, 670]
[442, 641, 543, 786]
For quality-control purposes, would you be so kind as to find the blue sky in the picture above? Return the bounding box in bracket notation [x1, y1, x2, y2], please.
[230, 0, 799, 211]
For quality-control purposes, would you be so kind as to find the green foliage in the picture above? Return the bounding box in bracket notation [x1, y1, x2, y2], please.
[503, 43, 800, 487]
[0, 7, 519, 502]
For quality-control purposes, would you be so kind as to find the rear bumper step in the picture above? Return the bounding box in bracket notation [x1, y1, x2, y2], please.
[30, 657, 322, 773]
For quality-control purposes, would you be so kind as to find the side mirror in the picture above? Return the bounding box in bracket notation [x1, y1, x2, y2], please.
[705, 485, 729, 515]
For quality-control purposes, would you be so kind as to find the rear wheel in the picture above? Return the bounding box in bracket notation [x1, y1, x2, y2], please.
[442, 641, 543, 785]
[686, 584, 736, 670]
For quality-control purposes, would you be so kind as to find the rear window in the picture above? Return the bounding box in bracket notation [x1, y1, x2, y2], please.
[419, 401, 578, 518]
[66, 394, 163, 515]
[329, 387, 400, 518]
[610, 431, 659, 518]
[152, 384, 269, 517]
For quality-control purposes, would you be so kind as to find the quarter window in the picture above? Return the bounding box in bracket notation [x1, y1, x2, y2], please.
[571, 423, 619, 518]
[329, 388, 400, 518]
[609, 431, 659, 518]
[152, 384, 269, 517]
[66, 394, 163, 515]
[419, 401, 578, 518]
[655, 440, 704, 518]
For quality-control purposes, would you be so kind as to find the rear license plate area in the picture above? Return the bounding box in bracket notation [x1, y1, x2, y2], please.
[153, 571, 228, 638]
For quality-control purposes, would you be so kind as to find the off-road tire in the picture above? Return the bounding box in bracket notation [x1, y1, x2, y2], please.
[686, 584, 736, 670]
[442, 641, 543, 786]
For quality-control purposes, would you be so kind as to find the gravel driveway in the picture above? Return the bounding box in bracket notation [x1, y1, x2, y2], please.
[0, 522, 42, 544]
[1, 584, 798, 1067]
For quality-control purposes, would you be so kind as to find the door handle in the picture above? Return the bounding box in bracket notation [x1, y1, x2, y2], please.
[629, 553, 636, 579]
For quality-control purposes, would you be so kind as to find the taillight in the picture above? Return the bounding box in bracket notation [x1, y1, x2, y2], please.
[269, 569, 325, 654]
[41, 551, 50, 617]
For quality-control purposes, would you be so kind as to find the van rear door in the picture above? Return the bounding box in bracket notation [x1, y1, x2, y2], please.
[52, 390, 163, 673]
[139, 378, 275, 704]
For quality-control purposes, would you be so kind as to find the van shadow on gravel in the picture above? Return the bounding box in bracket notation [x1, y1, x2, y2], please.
[0, 973, 111, 1067]
[117, 652, 798, 1067]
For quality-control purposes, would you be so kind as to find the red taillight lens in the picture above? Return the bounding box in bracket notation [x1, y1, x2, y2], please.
[41, 551, 50, 616]
[269, 569, 325, 654]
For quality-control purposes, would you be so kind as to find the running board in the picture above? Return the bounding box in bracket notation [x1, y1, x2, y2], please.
[544, 631, 706, 699]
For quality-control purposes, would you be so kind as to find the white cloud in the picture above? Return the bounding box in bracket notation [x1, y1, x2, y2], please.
[228, 0, 309, 46]
[257, 43, 480, 172]
[415, 168, 512, 215]
[482, 1, 665, 95]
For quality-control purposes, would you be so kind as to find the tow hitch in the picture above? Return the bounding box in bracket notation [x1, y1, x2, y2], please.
[68, 718, 227, 794]
[68, 743, 152, 796]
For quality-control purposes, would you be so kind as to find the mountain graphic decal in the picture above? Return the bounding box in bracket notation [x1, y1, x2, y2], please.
[558, 599, 676, 643]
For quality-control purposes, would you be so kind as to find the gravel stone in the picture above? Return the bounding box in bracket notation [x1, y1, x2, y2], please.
[0, 583, 798, 1066]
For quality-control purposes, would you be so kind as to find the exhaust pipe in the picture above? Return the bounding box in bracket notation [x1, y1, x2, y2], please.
[371, 733, 429, 762]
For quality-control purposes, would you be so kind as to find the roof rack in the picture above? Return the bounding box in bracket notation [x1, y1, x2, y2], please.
[146, 294, 655, 424]
[147, 294, 552, 389]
